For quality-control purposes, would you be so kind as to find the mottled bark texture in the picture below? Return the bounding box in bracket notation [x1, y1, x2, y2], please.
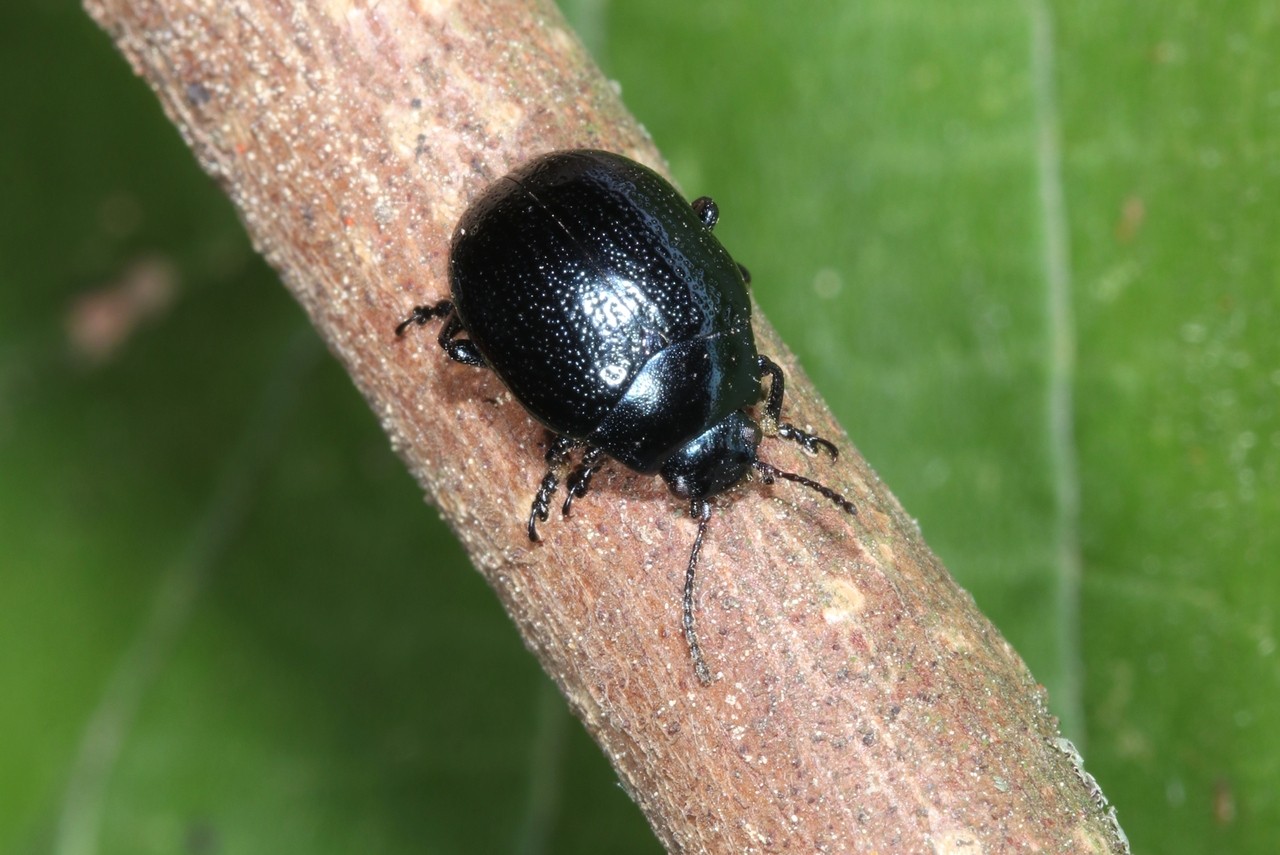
[84, 0, 1128, 851]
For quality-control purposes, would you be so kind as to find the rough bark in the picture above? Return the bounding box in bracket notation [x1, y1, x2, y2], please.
[83, 0, 1128, 851]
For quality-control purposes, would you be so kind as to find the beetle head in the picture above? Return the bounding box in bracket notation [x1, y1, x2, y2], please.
[660, 413, 761, 501]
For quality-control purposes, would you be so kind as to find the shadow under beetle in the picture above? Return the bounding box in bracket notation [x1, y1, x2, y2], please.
[397, 149, 856, 684]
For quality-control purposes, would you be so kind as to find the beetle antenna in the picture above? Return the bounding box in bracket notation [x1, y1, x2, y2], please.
[753, 460, 857, 516]
[684, 500, 715, 685]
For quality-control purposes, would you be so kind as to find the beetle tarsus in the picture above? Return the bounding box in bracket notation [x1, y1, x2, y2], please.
[777, 423, 839, 459]
[528, 434, 579, 541]
[562, 446, 604, 517]
[757, 354, 839, 458]
[527, 476, 556, 542]
[396, 299, 485, 366]
[395, 299, 453, 337]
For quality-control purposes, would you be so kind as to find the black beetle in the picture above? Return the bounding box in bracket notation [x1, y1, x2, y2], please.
[398, 149, 855, 683]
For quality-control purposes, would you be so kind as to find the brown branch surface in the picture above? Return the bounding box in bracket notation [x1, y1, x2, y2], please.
[83, 0, 1128, 852]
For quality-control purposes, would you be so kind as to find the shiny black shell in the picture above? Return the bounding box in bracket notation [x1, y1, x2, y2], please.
[449, 150, 761, 473]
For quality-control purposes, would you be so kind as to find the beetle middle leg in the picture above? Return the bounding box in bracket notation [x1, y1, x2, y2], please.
[528, 433, 581, 541]
[690, 196, 751, 283]
[757, 355, 838, 458]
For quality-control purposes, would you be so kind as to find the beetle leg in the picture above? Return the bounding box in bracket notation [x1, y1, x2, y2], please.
[395, 299, 452, 336]
[561, 446, 605, 517]
[395, 299, 485, 366]
[691, 196, 719, 229]
[528, 433, 580, 541]
[684, 500, 715, 685]
[756, 355, 838, 459]
[436, 313, 485, 367]
[689, 196, 750, 282]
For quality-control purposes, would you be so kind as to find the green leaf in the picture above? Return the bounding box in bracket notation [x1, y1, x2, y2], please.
[2, 1, 1275, 854]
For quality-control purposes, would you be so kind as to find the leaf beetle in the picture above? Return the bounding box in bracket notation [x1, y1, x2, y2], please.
[398, 149, 855, 683]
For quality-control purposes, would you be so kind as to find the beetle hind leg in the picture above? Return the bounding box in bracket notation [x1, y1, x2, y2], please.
[757, 355, 838, 458]
[395, 299, 484, 367]
[395, 298, 455, 336]
[528, 433, 581, 541]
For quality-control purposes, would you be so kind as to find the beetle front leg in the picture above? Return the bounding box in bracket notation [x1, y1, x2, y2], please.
[528, 433, 581, 541]
[561, 446, 605, 517]
[757, 355, 838, 458]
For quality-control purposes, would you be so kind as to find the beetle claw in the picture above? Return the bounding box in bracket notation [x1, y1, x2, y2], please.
[527, 506, 547, 542]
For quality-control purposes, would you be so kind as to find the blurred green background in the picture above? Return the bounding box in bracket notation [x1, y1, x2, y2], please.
[2, 0, 1276, 852]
